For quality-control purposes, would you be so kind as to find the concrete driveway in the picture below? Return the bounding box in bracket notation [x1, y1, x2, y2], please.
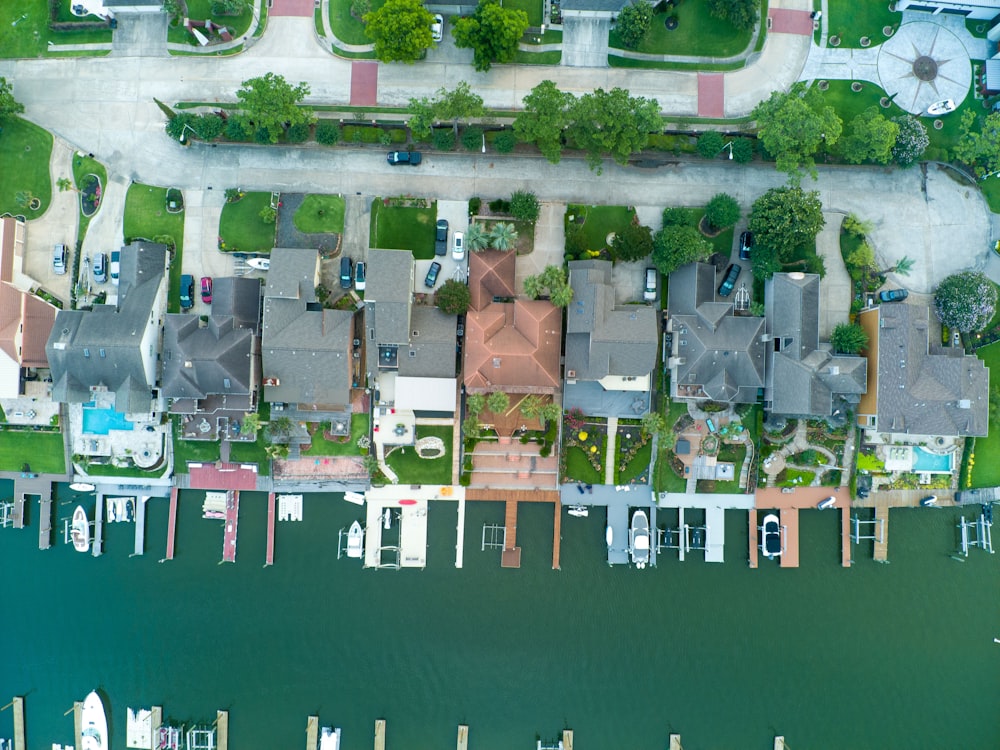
[110, 12, 168, 58]
[561, 17, 611, 68]
[414, 199, 467, 292]
[816, 212, 851, 338]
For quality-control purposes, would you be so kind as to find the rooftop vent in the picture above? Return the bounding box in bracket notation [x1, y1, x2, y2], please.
[492, 357, 501, 368]
[184, 361, 193, 368]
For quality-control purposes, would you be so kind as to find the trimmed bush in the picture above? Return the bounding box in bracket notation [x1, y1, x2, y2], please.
[316, 120, 342, 145]
[493, 130, 517, 153]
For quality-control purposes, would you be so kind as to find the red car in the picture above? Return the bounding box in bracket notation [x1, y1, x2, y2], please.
[200, 276, 213, 304]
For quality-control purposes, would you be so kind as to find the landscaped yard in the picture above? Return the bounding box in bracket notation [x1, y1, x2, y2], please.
[328, 0, 383, 45]
[823, 0, 898, 49]
[652, 399, 691, 493]
[294, 194, 346, 234]
[384, 425, 452, 484]
[72, 153, 107, 243]
[971, 342, 1000, 487]
[565, 204, 636, 255]
[666, 206, 737, 257]
[166, 0, 256, 45]
[0, 118, 53, 221]
[0, 0, 112, 58]
[123, 182, 185, 313]
[0, 430, 65, 473]
[84, 462, 169, 479]
[229, 433, 272, 475]
[370, 199, 437, 259]
[218, 191, 275, 255]
[615, 433, 653, 484]
[504, 0, 543, 27]
[564, 446, 604, 485]
[609, 0, 754, 58]
[777, 467, 816, 488]
[304, 414, 370, 457]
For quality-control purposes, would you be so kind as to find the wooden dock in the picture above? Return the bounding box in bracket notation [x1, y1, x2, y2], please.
[165, 487, 178, 561]
[92, 494, 104, 557]
[501, 500, 520, 568]
[38, 497, 51, 549]
[669, 734, 682, 750]
[774, 736, 786, 750]
[216, 710, 228, 750]
[306, 716, 318, 750]
[11, 696, 25, 750]
[747, 509, 758, 568]
[11, 496, 24, 529]
[73, 700, 82, 749]
[151, 706, 163, 741]
[265, 492, 276, 566]
[374, 719, 386, 750]
[840, 504, 852, 567]
[562, 729, 573, 750]
[873, 501, 890, 562]
[222, 491, 239, 563]
[133, 497, 146, 556]
[779, 508, 799, 568]
[456, 724, 468, 750]
[551, 500, 561, 570]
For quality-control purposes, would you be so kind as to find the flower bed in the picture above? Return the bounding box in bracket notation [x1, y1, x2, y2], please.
[80, 174, 101, 217]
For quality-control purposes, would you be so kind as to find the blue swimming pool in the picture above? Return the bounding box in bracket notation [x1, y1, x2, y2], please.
[82, 405, 133, 435]
[912, 446, 953, 473]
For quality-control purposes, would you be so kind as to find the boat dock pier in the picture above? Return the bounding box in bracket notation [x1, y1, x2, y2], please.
[126, 705, 159, 749]
[779, 508, 800, 568]
[92, 495, 104, 557]
[503, 499, 520, 568]
[133, 497, 146, 556]
[374, 719, 386, 750]
[669, 734, 682, 750]
[265, 492, 276, 566]
[10, 497, 24, 529]
[752, 488, 852, 568]
[873, 502, 890, 562]
[455, 496, 466, 568]
[73, 700, 82, 749]
[306, 716, 318, 750]
[222, 491, 239, 563]
[216, 710, 228, 750]
[748, 509, 758, 568]
[466, 488, 561, 569]
[38, 495, 52, 550]
[164, 487, 179, 561]
[457, 724, 468, 750]
[1, 696, 26, 750]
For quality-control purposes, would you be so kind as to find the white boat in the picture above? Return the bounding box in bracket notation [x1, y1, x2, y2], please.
[926, 99, 956, 116]
[246, 257, 270, 271]
[606, 525, 613, 547]
[106, 498, 117, 523]
[761, 513, 782, 559]
[346, 520, 364, 559]
[319, 726, 341, 750]
[80, 691, 108, 750]
[70, 482, 96, 492]
[71, 506, 90, 553]
[817, 496, 836, 510]
[629, 510, 650, 569]
[568, 505, 588, 518]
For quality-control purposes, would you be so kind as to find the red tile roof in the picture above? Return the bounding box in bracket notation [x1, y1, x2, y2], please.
[187, 461, 259, 490]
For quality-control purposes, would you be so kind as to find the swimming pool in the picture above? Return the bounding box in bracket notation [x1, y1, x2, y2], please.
[912, 446, 953, 473]
[82, 405, 133, 435]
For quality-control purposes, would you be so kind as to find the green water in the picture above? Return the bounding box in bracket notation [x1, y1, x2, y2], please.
[2, 487, 999, 750]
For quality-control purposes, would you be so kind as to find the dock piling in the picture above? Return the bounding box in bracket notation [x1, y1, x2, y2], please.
[374, 719, 386, 750]
[306, 716, 318, 750]
[216, 710, 228, 750]
[456, 724, 468, 750]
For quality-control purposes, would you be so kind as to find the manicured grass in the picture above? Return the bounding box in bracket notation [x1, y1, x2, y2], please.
[370, 200, 436, 259]
[171, 418, 223, 466]
[504, 0, 543, 26]
[166, 0, 255, 45]
[71, 153, 107, 243]
[0, 0, 112, 58]
[123, 182, 186, 313]
[971, 342, 1000, 487]
[659, 206, 736, 255]
[0, 118, 53, 221]
[616, 438, 653, 484]
[229, 434, 272, 475]
[218, 192, 275, 255]
[565, 204, 636, 253]
[609, 2, 754, 57]
[0, 430, 64, 473]
[981, 175, 1000, 214]
[328, 0, 384, 45]
[608, 56, 744, 71]
[294, 194, 346, 234]
[564, 445, 604, 485]
[304, 414, 370, 457]
[85, 462, 169, 479]
[513, 50, 562, 65]
[777, 467, 816, 487]
[825, 0, 898, 49]
[384, 425, 452, 484]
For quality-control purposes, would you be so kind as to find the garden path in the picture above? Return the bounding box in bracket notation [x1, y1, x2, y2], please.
[604, 416, 617, 484]
[815, 211, 851, 339]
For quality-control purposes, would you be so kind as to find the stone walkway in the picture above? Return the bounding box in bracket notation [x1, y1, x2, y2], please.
[760, 420, 853, 488]
[604, 416, 618, 484]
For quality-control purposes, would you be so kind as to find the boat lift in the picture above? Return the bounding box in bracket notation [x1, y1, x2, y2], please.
[0, 500, 13, 528]
[957, 507, 993, 556]
[851, 514, 884, 545]
[481, 523, 506, 553]
[186, 726, 216, 750]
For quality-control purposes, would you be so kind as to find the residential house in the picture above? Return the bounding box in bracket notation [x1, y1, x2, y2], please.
[0, 217, 57, 399]
[563, 260, 656, 417]
[763, 272, 867, 419]
[856, 302, 989, 438]
[163, 276, 262, 441]
[667, 262, 765, 405]
[46, 241, 167, 415]
[894, 0, 999, 22]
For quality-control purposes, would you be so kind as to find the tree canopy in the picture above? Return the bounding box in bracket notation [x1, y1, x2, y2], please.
[840, 106, 900, 165]
[453, 0, 528, 72]
[953, 110, 1000, 177]
[651, 225, 712, 275]
[433, 82, 485, 136]
[610, 220, 654, 262]
[567, 87, 663, 172]
[616, 0, 654, 49]
[236, 73, 313, 144]
[704, 192, 741, 231]
[747, 186, 825, 261]
[510, 190, 540, 222]
[830, 323, 868, 355]
[891, 114, 929, 168]
[708, 0, 758, 30]
[363, 0, 434, 63]
[513, 80, 576, 164]
[934, 271, 997, 333]
[435, 279, 471, 315]
[750, 84, 842, 179]
[523, 265, 573, 306]
[0, 77, 25, 125]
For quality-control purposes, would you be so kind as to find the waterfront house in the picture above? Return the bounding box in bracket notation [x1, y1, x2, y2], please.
[563, 260, 656, 417]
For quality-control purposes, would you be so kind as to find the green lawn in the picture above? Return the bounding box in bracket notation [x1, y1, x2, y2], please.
[71, 153, 107, 243]
[0, 430, 64, 473]
[370, 200, 436, 259]
[608, 56, 744, 71]
[123, 183, 186, 312]
[971, 342, 1000, 487]
[218, 192, 275, 254]
[615, 439, 653, 484]
[328, 0, 383, 45]
[504, 0, 543, 26]
[777, 467, 816, 487]
[229, 435, 272, 475]
[982, 177, 1000, 215]
[825, 0, 898, 49]
[513, 50, 562, 65]
[84, 462, 169, 479]
[0, 118, 53, 221]
[304, 414, 370, 457]
[609, 1, 754, 57]
[564, 445, 604, 485]
[171, 417, 222, 467]
[658, 206, 736, 255]
[565, 204, 636, 253]
[0, 0, 112, 58]
[294, 194, 346, 234]
[384, 425, 452, 484]
[166, 0, 256, 45]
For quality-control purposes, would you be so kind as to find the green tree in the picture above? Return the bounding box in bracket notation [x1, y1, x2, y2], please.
[830, 323, 868, 355]
[731, 137, 754, 164]
[466, 393, 487, 416]
[242, 412, 261, 435]
[316, 120, 342, 145]
[510, 190, 540, 222]
[519, 394, 544, 419]
[953, 110, 1000, 177]
[750, 249, 782, 281]
[513, 80, 576, 164]
[236, 73, 313, 144]
[567, 87, 663, 172]
[490, 222, 518, 251]
[363, 0, 434, 63]
[751, 84, 842, 179]
[466, 222, 490, 252]
[641, 411, 666, 437]
[453, 0, 528, 72]
[891, 114, 929, 167]
[697, 131, 725, 159]
[433, 82, 485, 139]
[486, 390, 510, 415]
[747, 187, 825, 261]
[56, 177, 75, 193]
[0, 77, 24, 125]
[166, 113, 198, 142]
[877, 254, 914, 278]
[616, 0, 653, 49]
[845, 242, 877, 279]
[661, 207, 689, 227]
[524, 265, 573, 306]
[462, 414, 482, 439]
[539, 402, 562, 424]
[406, 96, 435, 141]
[840, 106, 900, 165]
[703, 192, 740, 231]
[651, 225, 712, 275]
[934, 270, 997, 333]
[610, 220, 654, 262]
[212, 0, 251, 13]
[707, 0, 758, 30]
[435, 279, 471, 314]
[267, 416, 293, 440]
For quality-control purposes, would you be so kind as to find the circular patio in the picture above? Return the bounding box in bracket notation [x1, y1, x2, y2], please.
[876, 22, 971, 115]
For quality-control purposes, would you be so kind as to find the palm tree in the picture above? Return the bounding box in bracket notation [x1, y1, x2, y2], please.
[57, 177, 77, 193]
[490, 222, 518, 252]
[877, 254, 914, 277]
[466, 222, 489, 252]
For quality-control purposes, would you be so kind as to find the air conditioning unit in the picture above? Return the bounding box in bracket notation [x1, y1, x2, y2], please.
[566, 370, 576, 378]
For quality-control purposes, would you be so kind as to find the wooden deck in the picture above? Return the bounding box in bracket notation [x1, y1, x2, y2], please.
[306, 716, 318, 750]
[38, 497, 51, 550]
[222, 491, 239, 563]
[669, 734, 682, 750]
[11, 497, 24, 529]
[562, 729, 573, 750]
[456, 724, 468, 750]
[465, 489, 563, 570]
[552, 500, 561, 570]
[216, 710, 229, 750]
[748, 509, 758, 568]
[778, 508, 799, 568]
[11, 696, 24, 750]
[501, 500, 520, 568]
[873, 501, 890, 563]
[374, 719, 386, 750]
[840, 505, 852, 567]
[165, 487, 179, 561]
[73, 700, 82, 750]
[265, 492, 276, 566]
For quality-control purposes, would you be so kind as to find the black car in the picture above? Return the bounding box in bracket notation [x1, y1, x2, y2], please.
[435, 219, 449, 256]
[424, 261, 442, 288]
[718, 263, 741, 297]
[879, 288, 908, 303]
[739, 231, 753, 260]
[387, 151, 422, 166]
[340, 257, 353, 289]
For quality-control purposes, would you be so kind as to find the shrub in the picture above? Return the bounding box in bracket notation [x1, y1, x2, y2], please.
[891, 114, 929, 167]
[661, 207, 689, 227]
[703, 193, 740, 230]
[379, 129, 393, 145]
[225, 116, 254, 141]
[493, 130, 517, 153]
[432, 128, 455, 150]
[934, 271, 997, 333]
[468, 196, 482, 215]
[434, 279, 471, 314]
[510, 190, 540, 222]
[253, 126, 272, 145]
[488, 198, 512, 214]
[732, 137, 754, 163]
[461, 126, 484, 151]
[616, 0, 653, 49]
[195, 113, 224, 140]
[286, 123, 310, 143]
[315, 120, 341, 145]
[697, 131, 725, 159]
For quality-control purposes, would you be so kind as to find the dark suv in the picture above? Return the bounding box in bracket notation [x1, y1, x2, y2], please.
[718, 264, 741, 297]
[387, 151, 422, 166]
[739, 231, 753, 260]
[435, 219, 448, 256]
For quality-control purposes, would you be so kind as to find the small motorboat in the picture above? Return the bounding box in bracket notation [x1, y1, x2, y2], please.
[629, 510, 650, 569]
[246, 257, 270, 271]
[606, 525, 613, 547]
[125, 498, 135, 521]
[817, 496, 837, 510]
[926, 99, 956, 117]
[106, 498, 117, 523]
[568, 505, 588, 518]
[346, 520, 364, 559]
[71, 506, 90, 553]
[319, 726, 341, 750]
[70, 482, 96, 492]
[920, 495, 938, 507]
[761, 513, 782, 559]
[80, 690, 108, 750]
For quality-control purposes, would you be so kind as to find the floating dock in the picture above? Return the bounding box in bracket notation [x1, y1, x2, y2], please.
[266, 492, 275, 566]
[457, 724, 468, 750]
[222, 491, 239, 563]
[126, 706, 154, 749]
[277, 494, 303, 521]
[216, 710, 228, 750]
[552, 500, 561, 570]
[133, 497, 146, 556]
[455, 497, 465, 569]
[165, 487, 178, 561]
[11, 497, 24, 529]
[374, 719, 385, 750]
[873, 502, 890, 562]
[503, 500, 520, 568]
[778, 508, 799, 568]
[306, 716, 318, 750]
[92, 497, 104, 557]
[840, 504, 851, 567]
[748, 509, 758, 568]
[38, 496, 51, 550]
[73, 701, 82, 749]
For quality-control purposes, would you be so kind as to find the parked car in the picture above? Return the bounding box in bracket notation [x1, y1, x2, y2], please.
[431, 13, 443, 42]
[354, 261, 366, 292]
[179, 274, 195, 310]
[643, 267, 657, 302]
[110, 250, 120, 285]
[340, 257, 353, 289]
[387, 151, 422, 166]
[425, 261, 442, 288]
[52, 244, 67, 275]
[718, 263, 741, 297]
[879, 288, 908, 303]
[201, 276, 213, 303]
[435, 219, 449, 256]
[452, 231, 465, 261]
[739, 231, 753, 260]
[92, 252, 107, 283]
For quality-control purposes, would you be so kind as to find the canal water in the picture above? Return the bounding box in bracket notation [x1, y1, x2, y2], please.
[2, 487, 998, 750]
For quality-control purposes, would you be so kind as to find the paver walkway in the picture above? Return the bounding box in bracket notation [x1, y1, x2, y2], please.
[697, 74, 725, 119]
[604, 416, 618, 484]
[271, 0, 316, 16]
[350, 61, 379, 107]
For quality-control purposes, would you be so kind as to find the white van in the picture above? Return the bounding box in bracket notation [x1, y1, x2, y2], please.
[52, 244, 67, 275]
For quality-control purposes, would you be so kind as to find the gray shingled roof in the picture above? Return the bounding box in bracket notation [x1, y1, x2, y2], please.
[365, 249, 413, 348]
[565, 260, 657, 380]
[398, 306, 457, 379]
[161, 315, 255, 400]
[45, 242, 167, 414]
[211, 276, 262, 333]
[875, 303, 988, 437]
